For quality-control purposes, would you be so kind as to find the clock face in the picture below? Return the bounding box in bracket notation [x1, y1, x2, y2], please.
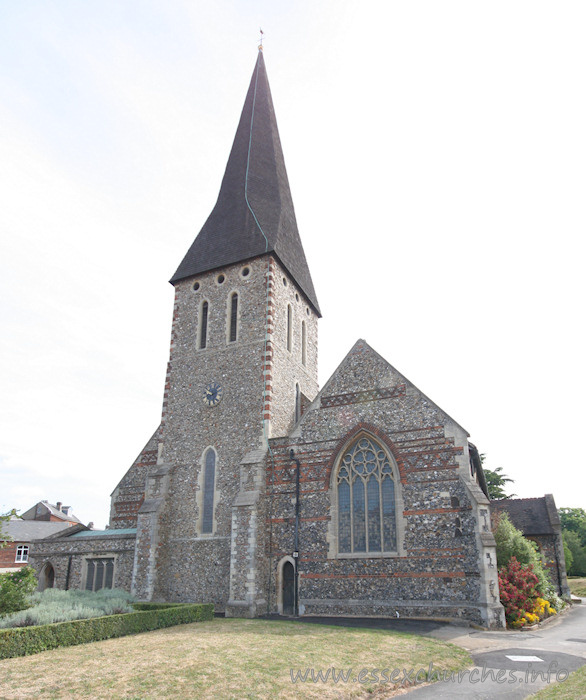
[203, 381, 222, 407]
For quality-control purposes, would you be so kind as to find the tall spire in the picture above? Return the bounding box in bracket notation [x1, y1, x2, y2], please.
[171, 51, 320, 315]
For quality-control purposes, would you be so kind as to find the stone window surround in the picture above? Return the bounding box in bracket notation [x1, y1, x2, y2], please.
[327, 430, 405, 559]
[197, 298, 210, 351]
[195, 446, 221, 537]
[286, 304, 293, 352]
[15, 544, 29, 563]
[81, 554, 118, 591]
[226, 289, 240, 344]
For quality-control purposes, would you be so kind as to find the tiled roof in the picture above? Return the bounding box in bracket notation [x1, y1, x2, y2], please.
[170, 50, 320, 315]
[21, 501, 82, 523]
[491, 497, 555, 535]
[2, 520, 73, 541]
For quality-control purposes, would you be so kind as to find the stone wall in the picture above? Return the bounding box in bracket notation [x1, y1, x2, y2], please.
[109, 430, 158, 529]
[29, 531, 137, 592]
[263, 340, 505, 628]
[136, 255, 318, 608]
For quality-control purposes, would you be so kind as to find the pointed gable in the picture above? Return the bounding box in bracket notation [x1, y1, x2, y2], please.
[317, 339, 469, 436]
[171, 50, 320, 315]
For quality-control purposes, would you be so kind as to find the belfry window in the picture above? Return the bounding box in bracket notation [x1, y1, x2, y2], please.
[229, 293, 238, 342]
[202, 449, 216, 533]
[199, 301, 209, 349]
[287, 305, 292, 352]
[337, 436, 397, 554]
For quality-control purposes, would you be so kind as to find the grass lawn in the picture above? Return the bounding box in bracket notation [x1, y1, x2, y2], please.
[531, 665, 586, 699]
[0, 618, 471, 699]
[568, 577, 586, 597]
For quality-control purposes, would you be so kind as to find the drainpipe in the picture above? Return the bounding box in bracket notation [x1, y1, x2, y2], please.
[65, 555, 73, 590]
[289, 449, 301, 617]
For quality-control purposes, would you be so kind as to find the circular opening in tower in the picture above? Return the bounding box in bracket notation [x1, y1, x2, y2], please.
[217, 274, 225, 285]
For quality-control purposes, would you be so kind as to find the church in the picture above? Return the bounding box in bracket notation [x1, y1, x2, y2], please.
[30, 49, 506, 629]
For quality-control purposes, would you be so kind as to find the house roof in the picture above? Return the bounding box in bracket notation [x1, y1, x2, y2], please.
[20, 501, 82, 524]
[491, 497, 556, 535]
[170, 50, 320, 316]
[2, 520, 73, 542]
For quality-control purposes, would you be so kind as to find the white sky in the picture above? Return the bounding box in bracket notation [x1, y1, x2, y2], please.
[1, 1, 584, 528]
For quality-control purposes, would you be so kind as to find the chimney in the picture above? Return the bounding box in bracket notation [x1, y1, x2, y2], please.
[87, 522, 94, 530]
[56, 502, 62, 511]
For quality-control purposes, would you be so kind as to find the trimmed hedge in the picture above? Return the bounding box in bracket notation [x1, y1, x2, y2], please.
[0, 603, 213, 659]
[132, 602, 193, 611]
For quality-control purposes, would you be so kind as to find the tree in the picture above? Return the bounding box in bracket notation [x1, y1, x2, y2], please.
[0, 510, 17, 550]
[559, 508, 586, 543]
[484, 466, 516, 500]
[563, 530, 586, 577]
[559, 508, 586, 576]
[0, 567, 37, 615]
[563, 534, 574, 573]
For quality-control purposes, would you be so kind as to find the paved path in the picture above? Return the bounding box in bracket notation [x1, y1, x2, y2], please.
[267, 601, 586, 697]
[405, 601, 586, 697]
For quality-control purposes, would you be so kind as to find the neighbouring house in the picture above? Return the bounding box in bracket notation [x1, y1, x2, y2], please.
[491, 495, 571, 598]
[1, 502, 84, 583]
[29, 49, 507, 628]
[21, 500, 82, 525]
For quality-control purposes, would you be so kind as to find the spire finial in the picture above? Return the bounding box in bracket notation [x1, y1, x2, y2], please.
[258, 28, 264, 51]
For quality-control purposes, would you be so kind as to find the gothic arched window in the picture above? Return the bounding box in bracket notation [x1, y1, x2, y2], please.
[228, 292, 238, 343]
[202, 449, 216, 533]
[199, 301, 209, 350]
[287, 304, 292, 352]
[337, 436, 397, 554]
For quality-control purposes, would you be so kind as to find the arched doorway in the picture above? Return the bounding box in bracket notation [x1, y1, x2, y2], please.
[282, 561, 295, 615]
[39, 563, 55, 591]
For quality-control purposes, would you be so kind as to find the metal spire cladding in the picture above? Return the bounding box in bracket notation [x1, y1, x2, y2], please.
[171, 50, 320, 316]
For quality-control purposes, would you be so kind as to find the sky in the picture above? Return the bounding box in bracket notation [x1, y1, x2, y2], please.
[1, 1, 584, 529]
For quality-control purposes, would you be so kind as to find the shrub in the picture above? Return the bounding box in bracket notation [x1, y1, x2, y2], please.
[0, 588, 134, 628]
[498, 557, 540, 627]
[494, 512, 562, 612]
[132, 602, 192, 611]
[0, 567, 37, 616]
[494, 512, 539, 568]
[0, 603, 214, 659]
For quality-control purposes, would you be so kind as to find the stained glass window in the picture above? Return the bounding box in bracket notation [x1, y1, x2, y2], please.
[202, 449, 216, 533]
[337, 436, 397, 553]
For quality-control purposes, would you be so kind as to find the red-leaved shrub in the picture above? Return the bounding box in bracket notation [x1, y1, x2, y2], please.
[498, 556, 539, 627]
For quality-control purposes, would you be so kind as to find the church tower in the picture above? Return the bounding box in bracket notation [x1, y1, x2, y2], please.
[131, 49, 320, 610]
